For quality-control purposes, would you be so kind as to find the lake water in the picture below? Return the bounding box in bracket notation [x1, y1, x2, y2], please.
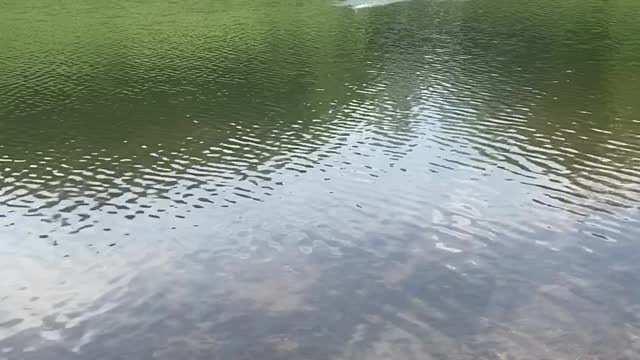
[1, 0, 640, 358]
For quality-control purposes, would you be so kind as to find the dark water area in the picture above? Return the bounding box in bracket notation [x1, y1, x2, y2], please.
[1, 0, 640, 358]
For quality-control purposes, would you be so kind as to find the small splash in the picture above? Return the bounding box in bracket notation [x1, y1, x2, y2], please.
[337, 0, 410, 9]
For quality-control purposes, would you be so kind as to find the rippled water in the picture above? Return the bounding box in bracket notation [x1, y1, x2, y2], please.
[2, 0, 640, 358]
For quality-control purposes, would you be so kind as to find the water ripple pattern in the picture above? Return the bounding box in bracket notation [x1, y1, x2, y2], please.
[1, 0, 640, 358]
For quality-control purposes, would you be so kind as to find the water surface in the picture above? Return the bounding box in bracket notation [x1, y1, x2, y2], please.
[1, 0, 640, 358]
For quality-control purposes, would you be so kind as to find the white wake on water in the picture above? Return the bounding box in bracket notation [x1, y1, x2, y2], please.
[337, 0, 410, 9]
